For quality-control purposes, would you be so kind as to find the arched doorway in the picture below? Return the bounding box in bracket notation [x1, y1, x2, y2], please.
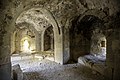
[44, 26, 54, 52]
[10, 7, 63, 64]
[91, 31, 107, 56]
[11, 26, 36, 54]
[73, 15, 107, 75]
[21, 37, 31, 52]
[42, 26, 54, 61]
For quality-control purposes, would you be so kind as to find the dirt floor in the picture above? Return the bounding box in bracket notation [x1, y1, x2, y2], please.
[11, 54, 105, 80]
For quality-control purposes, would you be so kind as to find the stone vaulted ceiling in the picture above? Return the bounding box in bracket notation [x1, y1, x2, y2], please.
[16, 8, 51, 32]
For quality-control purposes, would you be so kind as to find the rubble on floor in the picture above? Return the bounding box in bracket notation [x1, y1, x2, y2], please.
[11, 55, 105, 80]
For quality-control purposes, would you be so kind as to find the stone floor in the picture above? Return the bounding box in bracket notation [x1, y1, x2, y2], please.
[11, 54, 105, 80]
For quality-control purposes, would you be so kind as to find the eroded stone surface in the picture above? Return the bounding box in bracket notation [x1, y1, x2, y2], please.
[0, 0, 120, 80]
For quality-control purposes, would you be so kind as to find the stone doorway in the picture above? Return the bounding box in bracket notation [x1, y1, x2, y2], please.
[10, 7, 63, 65]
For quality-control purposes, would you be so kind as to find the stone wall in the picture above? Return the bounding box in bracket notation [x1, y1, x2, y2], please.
[0, 0, 120, 80]
[90, 28, 106, 55]
[105, 15, 120, 80]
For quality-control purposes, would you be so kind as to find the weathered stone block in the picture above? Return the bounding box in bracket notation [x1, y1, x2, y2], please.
[12, 64, 23, 80]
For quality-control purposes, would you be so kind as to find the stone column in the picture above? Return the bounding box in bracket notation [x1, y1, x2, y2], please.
[63, 26, 70, 64]
[113, 50, 120, 80]
[112, 30, 120, 80]
[41, 31, 45, 51]
[105, 30, 120, 80]
[36, 33, 41, 52]
[50, 33, 54, 51]
[105, 32, 114, 80]
[0, 48, 11, 80]
[0, 29, 12, 80]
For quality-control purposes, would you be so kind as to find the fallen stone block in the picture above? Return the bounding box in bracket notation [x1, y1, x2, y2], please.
[12, 64, 23, 80]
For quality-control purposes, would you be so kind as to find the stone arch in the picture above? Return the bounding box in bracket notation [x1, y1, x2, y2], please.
[11, 22, 40, 53]
[69, 10, 107, 62]
[76, 9, 107, 39]
[76, 10, 117, 79]
[79, 12, 108, 56]
[12, 6, 61, 35]
[10, 6, 63, 64]
[79, 14, 106, 54]
[11, 30, 17, 54]
[41, 26, 54, 52]
[16, 22, 41, 52]
[78, 9, 107, 22]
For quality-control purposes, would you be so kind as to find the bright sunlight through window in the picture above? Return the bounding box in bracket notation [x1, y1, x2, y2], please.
[23, 40, 29, 51]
